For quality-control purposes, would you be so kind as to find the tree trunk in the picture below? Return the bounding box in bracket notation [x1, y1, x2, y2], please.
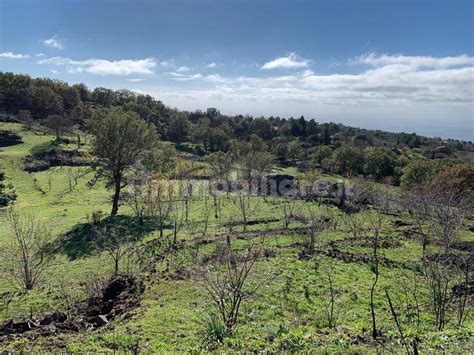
[370, 272, 378, 338]
[111, 171, 122, 215]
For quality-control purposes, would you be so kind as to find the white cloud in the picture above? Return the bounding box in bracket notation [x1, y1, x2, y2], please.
[128, 78, 145, 82]
[176, 66, 191, 72]
[207, 62, 217, 68]
[39, 56, 157, 75]
[261, 52, 310, 70]
[168, 72, 204, 81]
[159, 59, 174, 67]
[158, 54, 473, 105]
[35, 53, 45, 57]
[66, 66, 84, 74]
[43, 35, 63, 49]
[0, 51, 30, 59]
[167, 72, 227, 83]
[356, 53, 474, 69]
[50, 69, 59, 74]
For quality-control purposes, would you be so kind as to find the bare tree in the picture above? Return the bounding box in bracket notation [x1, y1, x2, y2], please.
[325, 206, 342, 231]
[385, 288, 412, 354]
[455, 254, 471, 327]
[235, 189, 259, 232]
[240, 152, 274, 188]
[400, 270, 422, 328]
[406, 183, 469, 331]
[202, 239, 264, 332]
[43, 114, 72, 141]
[148, 177, 177, 239]
[406, 176, 472, 254]
[17, 109, 34, 130]
[425, 256, 454, 331]
[4, 209, 51, 290]
[207, 151, 234, 191]
[96, 225, 134, 276]
[280, 198, 297, 229]
[322, 261, 342, 328]
[124, 182, 152, 226]
[369, 210, 383, 339]
[302, 209, 329, 255]
[344, 212, 365, 239]
[201, 186, 211, 237]
[64, 165, 89, 193]
[125, 176, 177, 237]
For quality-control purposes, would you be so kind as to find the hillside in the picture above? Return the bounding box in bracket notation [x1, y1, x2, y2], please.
[0, 114, 473, 352]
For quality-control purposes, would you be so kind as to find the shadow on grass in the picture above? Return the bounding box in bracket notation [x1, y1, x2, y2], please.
[50, 215, 157, 260]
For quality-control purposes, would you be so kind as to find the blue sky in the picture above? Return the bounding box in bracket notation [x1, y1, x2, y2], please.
[1, 0, 473, 140]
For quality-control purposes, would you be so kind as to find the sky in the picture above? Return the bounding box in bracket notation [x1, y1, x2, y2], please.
[0, 0, 473, 140]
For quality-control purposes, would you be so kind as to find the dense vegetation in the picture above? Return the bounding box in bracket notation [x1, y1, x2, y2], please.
[0, 71, 472, 352]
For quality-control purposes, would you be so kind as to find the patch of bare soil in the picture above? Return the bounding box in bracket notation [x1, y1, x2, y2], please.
[450, 240, 474, 253]
[321, 246, 407, 268]
[329, 236, 402, 249]
[193, 226, 309, 246]
[0, 274, 144, 341]
[424, 252, 473, 271]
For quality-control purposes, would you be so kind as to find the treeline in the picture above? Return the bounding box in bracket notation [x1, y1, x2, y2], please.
[1, 71, 472, 185]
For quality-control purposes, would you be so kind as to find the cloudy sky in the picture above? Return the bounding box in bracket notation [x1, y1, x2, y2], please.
[0, 0, 473, 140]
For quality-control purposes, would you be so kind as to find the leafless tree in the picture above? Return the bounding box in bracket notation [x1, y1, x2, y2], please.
[385, 288, 413, 354]
[280, 198, 297, 229]
[202, 239, 264, 332]
[64, 165, 89, 193]
[369, 210, 384, 339]
[150, 179, 177, 240]
[201, 187, 211, 237]
[127, 176, 176, 238]
[302, 209, 329, 255]
[240, 152, 273, 188]
[207, 151, 234, 193]
[404, 190, 432, 259]
[96, 226, 134, 276]
[325, 206, 342, 231]
[234, 189, 259, 232]
[400, 270, 422, 328]
[424, 256, 454, 331]
[124, 182, 152, 226]
[55, 276, 78, 320]
[406, 185, 470, 331]
[454, 254, 471, 327]
[4, 208, 52, 290]
[170, 197, 186, 245]
[43, 114, 72, 141]
[17, 109, 34, 130]
[344, 212, 365, 239]
[322, 261, 342, 328]
[406, 180, 472, 255]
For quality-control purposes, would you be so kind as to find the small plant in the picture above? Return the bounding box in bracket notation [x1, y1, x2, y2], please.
[203, 312, 230, 345]
[279, 329, 310, 351]
[263, 247, 277, 258]
[87, 210, 104, 225]
[263, 323, 287, 342]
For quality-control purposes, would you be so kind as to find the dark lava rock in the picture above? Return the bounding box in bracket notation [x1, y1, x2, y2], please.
[39, 311, 67, 326]
[90, 314, 109, 326]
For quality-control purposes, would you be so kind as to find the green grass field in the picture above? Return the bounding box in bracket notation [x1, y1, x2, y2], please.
[0, 123, 472, 352]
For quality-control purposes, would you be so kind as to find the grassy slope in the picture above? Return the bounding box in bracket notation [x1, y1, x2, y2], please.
[0, 122, 473, 352]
